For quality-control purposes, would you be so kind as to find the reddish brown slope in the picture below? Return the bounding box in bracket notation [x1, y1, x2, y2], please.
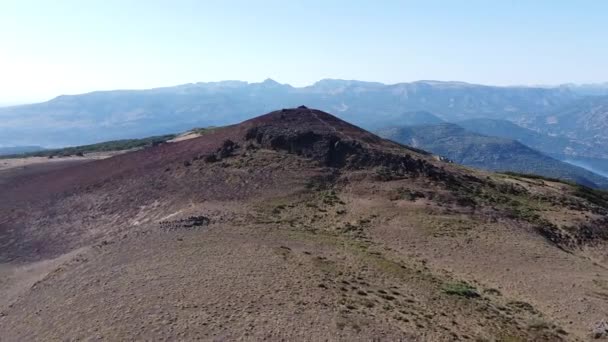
[1, 107, 607, 340]
[0, 106, 443, 262]
[1, 107, 401, 204]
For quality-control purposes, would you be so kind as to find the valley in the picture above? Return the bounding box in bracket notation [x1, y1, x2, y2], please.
[377, 123, 608, 189]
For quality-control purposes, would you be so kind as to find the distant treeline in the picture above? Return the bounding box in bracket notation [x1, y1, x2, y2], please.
[1, 134, 176, 159]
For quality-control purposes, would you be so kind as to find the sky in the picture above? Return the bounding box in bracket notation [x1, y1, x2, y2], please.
[1, 0, 607, 103]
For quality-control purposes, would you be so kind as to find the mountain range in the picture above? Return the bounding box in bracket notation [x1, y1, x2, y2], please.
[0, 79, 584, 145]
[1, 78, 608, 183]
[456, 119, 590, 158]
[524, 95, 608, 150]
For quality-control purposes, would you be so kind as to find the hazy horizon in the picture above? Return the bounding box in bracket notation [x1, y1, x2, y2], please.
[2, 0, 608, 103]
[2, 77, 608, 107]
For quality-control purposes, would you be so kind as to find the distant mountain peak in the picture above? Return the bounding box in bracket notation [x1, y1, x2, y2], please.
[258, 78, 285, 86]
[311, 78, 385, 88]
[261, 78, 279, 84]
[249, 78, 291, 89]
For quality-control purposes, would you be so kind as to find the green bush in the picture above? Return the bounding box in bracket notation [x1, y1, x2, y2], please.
[442, 282, 480, 298]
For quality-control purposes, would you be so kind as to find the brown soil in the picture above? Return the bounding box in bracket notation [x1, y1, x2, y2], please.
[0, 107, 606, 341]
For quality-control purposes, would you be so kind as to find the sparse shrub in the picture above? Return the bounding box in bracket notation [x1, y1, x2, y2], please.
[573, 185, 608, 209]
[442, 282, 480, 298]
[375, 167, 395, 181]
[380, 294, 396, 301]
[456, 194, 477, 207]
[483, 288, 502, 296]
[527, 318, 550, 330]
[391, 188, 426, 201]
[507, 300, 537, 313]
[363, 300, 375, 308]
[272, 205, 286, 214]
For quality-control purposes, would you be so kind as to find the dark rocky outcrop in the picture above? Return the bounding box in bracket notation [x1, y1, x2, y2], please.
[244, 124, 458, 185]
[205, 139, 239, 163]
[159, 216, 211, 232]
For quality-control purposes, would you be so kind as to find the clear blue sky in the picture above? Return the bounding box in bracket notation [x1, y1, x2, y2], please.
[1, 0, 607, 103]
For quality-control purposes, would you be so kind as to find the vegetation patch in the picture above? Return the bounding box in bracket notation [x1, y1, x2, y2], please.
[2, 134, 176, 158]
[375, 166, 407, 181]
[389, 187, 426, 201]
[501, 171, 569, 185]
[442, 282, 480, 298]
[572, 184, 608, 209]
[507, 301, 538, 314]
[190, 126, 219, 135]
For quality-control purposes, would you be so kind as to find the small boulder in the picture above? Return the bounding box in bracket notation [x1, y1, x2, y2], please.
[593, 320, 608, 339]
